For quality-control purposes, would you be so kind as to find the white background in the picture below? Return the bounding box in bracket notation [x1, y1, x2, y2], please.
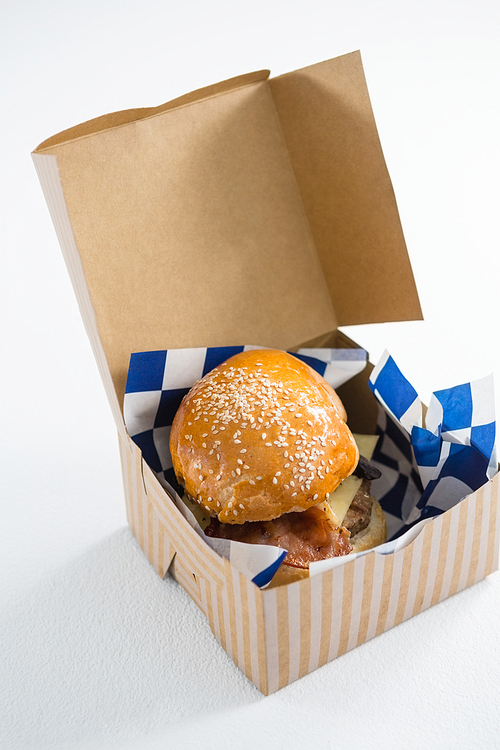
[2, 1, 500, 748]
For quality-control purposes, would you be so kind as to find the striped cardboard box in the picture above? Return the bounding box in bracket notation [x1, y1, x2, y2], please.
[32, 55, 499, 695]
[119, 429, 500, 695]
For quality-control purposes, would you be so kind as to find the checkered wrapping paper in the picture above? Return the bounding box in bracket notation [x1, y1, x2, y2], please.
[124, 344, 368, 586]
[369, 351, 498, 539]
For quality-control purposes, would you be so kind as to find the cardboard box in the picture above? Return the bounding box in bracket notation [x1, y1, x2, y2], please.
[33, 51, 499, 694]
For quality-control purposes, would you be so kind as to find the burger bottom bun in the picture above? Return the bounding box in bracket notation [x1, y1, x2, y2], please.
[268, 499, 387, 588]
[267, 563, 310, 588]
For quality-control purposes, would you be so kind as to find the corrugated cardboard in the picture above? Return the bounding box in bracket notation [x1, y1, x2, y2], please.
[32, 50, 499, 694]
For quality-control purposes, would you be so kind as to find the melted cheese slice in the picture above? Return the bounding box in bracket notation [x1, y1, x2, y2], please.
[326, 434, 379, 526]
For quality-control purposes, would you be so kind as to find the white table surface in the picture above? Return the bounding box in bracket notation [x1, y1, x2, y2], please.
[2, 2, 500, 748]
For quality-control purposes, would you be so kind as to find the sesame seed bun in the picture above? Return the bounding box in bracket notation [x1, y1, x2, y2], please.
[169, 349, 359, 524]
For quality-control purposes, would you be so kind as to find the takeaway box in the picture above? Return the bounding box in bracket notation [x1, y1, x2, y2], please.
[33, 51, 499, 694]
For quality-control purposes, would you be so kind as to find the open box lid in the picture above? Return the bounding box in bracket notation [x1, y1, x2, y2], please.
[33, 50, 421, 426]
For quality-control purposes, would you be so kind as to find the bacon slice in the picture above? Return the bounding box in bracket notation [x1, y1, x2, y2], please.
[204, 504, 352, 568]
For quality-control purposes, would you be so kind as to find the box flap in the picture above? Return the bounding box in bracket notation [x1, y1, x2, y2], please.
[269, 51, 421, 326]
[35, 70, 271, 150]
[35, 73, 337, 408]
[33, 52, 421, 413]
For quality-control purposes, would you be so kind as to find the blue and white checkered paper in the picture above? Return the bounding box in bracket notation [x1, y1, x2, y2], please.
[369, 350, 498, 540]
[124, 344, 368, 587]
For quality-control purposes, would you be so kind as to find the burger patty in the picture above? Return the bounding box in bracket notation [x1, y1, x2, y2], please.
[342, 479, 373, 536]
[204, 480, 374, 567]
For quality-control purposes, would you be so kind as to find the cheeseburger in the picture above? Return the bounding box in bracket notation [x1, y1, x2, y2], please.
[169, 349, 386, 585]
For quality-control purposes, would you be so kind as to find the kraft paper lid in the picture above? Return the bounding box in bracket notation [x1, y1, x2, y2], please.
[33, 51, 421, 408]
[270, 53, 421, 327]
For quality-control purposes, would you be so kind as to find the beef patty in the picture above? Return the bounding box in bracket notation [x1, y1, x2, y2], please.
[342, 479, 373, 537]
